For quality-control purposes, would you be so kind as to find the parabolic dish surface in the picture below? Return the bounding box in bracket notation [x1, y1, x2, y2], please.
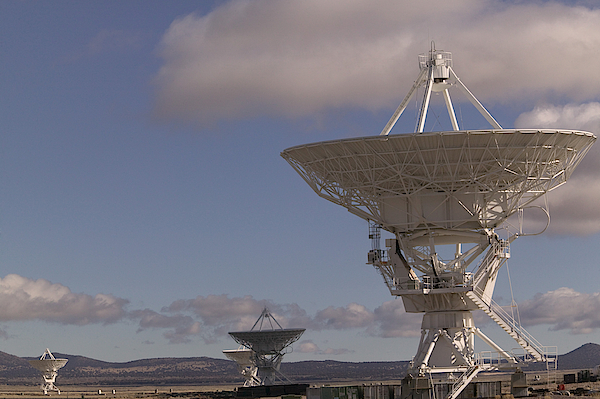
[28, 359, 69, 372]
[229, 329, 305, 355]
[281, 129, 596, 232]
[223, 348, 254, 366]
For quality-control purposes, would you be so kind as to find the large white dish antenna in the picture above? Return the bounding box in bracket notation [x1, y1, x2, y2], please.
[282, 129, 595, 234]
[282, 47, 596, 399]
[229, 329, 306, 355]
[28, 348, 68, 395]
[223, 348, 254, 366]
[227, 308, 304, 386]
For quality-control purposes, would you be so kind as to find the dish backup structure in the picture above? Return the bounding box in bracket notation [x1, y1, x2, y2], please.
[281, 48, 596, 399]
[28, 348, 68, 395]
[227, 308, 305, 386]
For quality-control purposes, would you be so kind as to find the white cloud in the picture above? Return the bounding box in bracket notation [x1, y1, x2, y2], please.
[0, 274, 129, 325]
[160, 294, 313, 343]
[163, 321, 202, 344]
[519, 287, 600, 334]
[370, 299, 422, 338]
[138, 294, 423, 344]
[314, 303, 374, 330]
[165, 294, 267, 331]
[153, 0, 600, 125]
[140, 288, 600, 345]
[515, 103, 600, 235]
[166, 294, 311, 329]
[130, 308, 202, 344]
[297, 340, 353, 356]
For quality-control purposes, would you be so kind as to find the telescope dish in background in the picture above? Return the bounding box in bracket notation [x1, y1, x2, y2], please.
[223, 347, 260, 387]
[28, 348, 68, 395]
[227, 308, 304, 386]
[282, 47, 596, 399]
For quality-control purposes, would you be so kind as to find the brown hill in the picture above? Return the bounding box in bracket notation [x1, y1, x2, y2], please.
[19, 354, 240, 386]
[2, 343, 598, 386]
[555, 343, 600, 370]
[0, 351, 37, 383]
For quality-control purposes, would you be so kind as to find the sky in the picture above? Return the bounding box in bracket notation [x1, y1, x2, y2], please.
[1, 0, 600, 366]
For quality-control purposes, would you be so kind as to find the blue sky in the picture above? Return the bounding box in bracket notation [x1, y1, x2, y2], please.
[1, 0, 600, 365]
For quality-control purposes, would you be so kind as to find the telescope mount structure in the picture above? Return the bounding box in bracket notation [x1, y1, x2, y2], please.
[28, 348, 68, 395]
[228, 308, 305, 386]
[281, 48, 596, 399]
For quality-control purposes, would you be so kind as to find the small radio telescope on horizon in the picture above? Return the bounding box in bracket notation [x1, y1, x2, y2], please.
[227, 308, 304, 386]
[28, 348, 68, 395]
[281, 46, 596, 399]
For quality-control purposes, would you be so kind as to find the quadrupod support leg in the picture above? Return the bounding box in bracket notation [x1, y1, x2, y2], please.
[40, 371, 61, 395]
[411, 311, 476, 375]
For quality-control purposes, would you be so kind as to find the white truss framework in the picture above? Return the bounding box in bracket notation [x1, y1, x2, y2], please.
[282, 49, 596, 399]
[282, 130, 594, 234]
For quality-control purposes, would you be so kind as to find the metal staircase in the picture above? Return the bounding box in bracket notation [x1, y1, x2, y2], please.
[466, 289, 545, 362]
[446, 365, 481, 399]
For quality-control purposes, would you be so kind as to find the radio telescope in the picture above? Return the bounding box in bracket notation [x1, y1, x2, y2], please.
[28, 348, 68, 395]
[223, 347, 260, 387]
[282, 48, 596, 399]
[228, 308, 304, 386]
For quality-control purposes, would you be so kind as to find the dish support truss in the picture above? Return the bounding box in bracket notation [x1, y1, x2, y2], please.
[281, 49, 596, 399]
[369, 225, 559, 397]
[27, 348, 68, 395]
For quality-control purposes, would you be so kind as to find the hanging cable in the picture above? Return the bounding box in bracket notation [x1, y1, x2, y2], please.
[505, 258, 522, 328]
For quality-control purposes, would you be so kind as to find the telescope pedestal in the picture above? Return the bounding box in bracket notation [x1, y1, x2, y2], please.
[413, 311, 475, 373]
[40, 373, 61, 395]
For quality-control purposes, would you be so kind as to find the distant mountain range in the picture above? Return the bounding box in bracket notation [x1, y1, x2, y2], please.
[2, 343, 599, 387]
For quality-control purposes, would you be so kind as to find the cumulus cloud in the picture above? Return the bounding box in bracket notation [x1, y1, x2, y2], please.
[159, 295, 313, 343]
[8, 272, 590, 348]
[133, 294, 424, 344]
[515, 103, 600, 235]
[167, 294, 312, 328]
[297, 340, 353, 356]
[130, 308, 202, 344]
[0, 274, 129, 325]
[165, 294, 266, 331]
[519, 287, 600, 334]
[153, 0, 600, 125]
[369, 300, 422, 338]
[311, 299, 421, 338]
[314, 303, 374, 330]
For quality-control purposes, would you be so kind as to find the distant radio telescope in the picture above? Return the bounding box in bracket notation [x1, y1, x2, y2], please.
[282, 46, 595, 399]
[28, 348, 68, 395]
[227, 308, 304, 386]
[222, 346, 260, 387]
